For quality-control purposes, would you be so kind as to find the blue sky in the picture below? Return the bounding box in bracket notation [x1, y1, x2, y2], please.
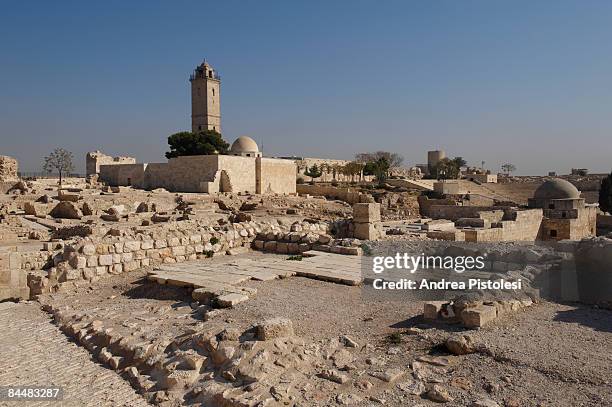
[1, 1, 611, 174]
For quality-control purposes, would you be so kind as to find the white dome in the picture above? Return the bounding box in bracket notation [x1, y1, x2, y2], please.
[230, 136, 259, 154]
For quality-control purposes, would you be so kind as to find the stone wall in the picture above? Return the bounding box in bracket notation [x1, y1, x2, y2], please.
[425, 205, 501, 221]
[540, 206, 597, 241]
[256, 158, 296, 194]
[465, 173, 497, 183]
[27, 219, 324, 298]
[86, 151, 136, 177]
[142, 163, 169, 189]
[216, 155, 257, 193]
[99, 155, 296, 195]
[296, 184, 373, 204]
[0, 247, 27, 300]
[0, 155, 18, 182]
[99, 164, 147, 187]
[0, 243, 53, 300]
[434, 181, 463, 195]
[463, 209, 543, 242]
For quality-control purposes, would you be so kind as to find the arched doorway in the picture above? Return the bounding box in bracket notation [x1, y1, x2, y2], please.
[219, 170, 233, 193]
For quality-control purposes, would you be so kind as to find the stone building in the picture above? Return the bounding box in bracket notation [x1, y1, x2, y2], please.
[0, 155, 18, 182]
[416, 178, 597, 242]
[528, 178, 597, 240]
[86, 151, 136, 177]
[191, 61, 221, 134]
[98, 137, 296, 195]
[427, 150, 446, 174]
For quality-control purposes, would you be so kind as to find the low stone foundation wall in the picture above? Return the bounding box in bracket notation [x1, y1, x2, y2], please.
[27, 219, 329, 297]
[252, 229, 331, 255]
[251, 229, 362, 255]
[296, 184, 373, 204]
[0, 246, 54, 301]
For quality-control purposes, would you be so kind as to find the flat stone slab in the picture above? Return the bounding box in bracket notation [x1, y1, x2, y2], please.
[217, 293, 250, 308]
[148, 252, 363, 306]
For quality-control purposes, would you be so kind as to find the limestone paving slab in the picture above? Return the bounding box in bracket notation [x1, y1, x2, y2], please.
[148, 252, 363, 293]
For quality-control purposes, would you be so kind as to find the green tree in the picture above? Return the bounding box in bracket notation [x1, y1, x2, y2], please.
[304, 164, 323, 183]
[599, 172, 612, 213]
[363, 157, 391, 186]
[433, 156, 466, 180]
[43, 148, 74, 195]
[355, 151, 403, 168]
[501, 163, 517, 175]
[433, 158, 458, 180]
[165, 130, 229, 159]
[342, 161, 364, 182]
[452, 156, 467, 171]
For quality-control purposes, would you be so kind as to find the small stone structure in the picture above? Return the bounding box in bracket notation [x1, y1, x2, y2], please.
[465, 173, 497, 183]
[0, 248, 27, 300]
[433, 181, 464, 195]
[427, 150, 446, 175]
[0, 155, 18, 181]
[86, 151, 136, 177]
[418, 178, 597, 242]
[353, 203, 383, 240]
[528, 178, 597, 241]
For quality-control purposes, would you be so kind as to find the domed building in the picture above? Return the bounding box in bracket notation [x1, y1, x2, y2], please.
[530, 178, 581, 205]
[97, 135, 295, 195]
[528, 178, 597, 240]
[230, 136, 261, 158]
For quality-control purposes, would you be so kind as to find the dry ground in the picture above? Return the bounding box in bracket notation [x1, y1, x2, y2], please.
[27, 252, 612, 407]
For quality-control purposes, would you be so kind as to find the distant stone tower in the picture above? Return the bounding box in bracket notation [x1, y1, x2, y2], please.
[190, 60, 221, 134]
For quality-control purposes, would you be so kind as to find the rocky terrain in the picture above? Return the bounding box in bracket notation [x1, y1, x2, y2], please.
[0, 172, 610, 407]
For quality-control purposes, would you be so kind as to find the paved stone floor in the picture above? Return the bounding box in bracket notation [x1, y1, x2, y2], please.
[0, 302, 149, 407]
[149, 251, 363, 292]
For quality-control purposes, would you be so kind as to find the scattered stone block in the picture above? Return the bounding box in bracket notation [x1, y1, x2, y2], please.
[423, 301, 446, 320]
[422, 219, 456, 231]
[353, 222, 382, 240]
[256, 317, 294, 340]
[426, 384, 453, 403]
[319, 369, 349, 384]
[370, 368, 405, 383]
[49, 201, 83, 219]
[445, 334, 476, 355]
[216, 293, 249, 308]
[461, 305, 497, 328]
[353, 203, 381, 223]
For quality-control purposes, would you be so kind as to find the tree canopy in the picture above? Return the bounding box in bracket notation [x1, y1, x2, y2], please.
[433, 157, 465, 180]
[43, 148, 74, 177]
[43, 148, 74, 193]
[166, 130, 229, 159]
[304, 164, 322, 182]
[342, 161, 364, 182]
[363, 157, 391, 185]
[355, 151, 403, 168]
[501, 163, 517, 175]
[599, 172, 612, 214]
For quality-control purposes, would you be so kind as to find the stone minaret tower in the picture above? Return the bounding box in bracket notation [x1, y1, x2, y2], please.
[190, 60, 221, 133]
